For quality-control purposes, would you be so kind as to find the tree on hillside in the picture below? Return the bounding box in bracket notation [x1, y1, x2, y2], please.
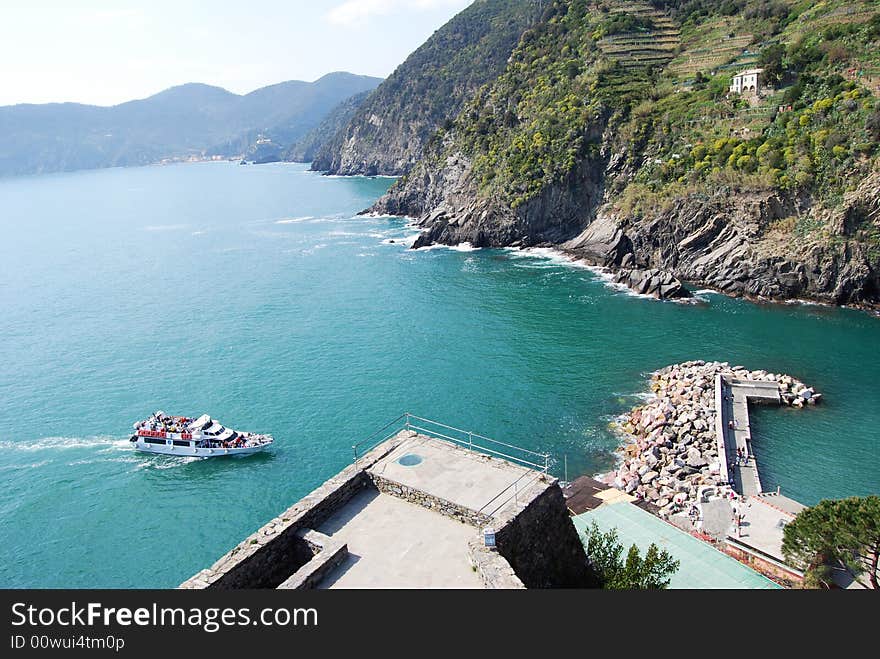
[867, 107, 880, 143]
[758, 44, 786, 86]
[583, 522, 679, 589]
[782, 496, 880, 589]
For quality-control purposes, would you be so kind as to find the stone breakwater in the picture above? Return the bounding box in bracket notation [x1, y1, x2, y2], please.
[612, 361, 820, 516]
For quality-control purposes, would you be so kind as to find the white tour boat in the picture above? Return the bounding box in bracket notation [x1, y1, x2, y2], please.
[130, 411, 273, 457]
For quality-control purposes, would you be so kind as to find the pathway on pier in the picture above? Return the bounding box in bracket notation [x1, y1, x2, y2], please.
[716, 377, 780, 497]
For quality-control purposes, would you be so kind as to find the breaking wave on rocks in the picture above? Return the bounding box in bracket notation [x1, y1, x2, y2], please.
[275, 216, 315, 224]
[502, 247, 682, 301]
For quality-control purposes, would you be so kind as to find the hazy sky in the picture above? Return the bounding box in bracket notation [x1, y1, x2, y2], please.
[0, 0, 473, 106]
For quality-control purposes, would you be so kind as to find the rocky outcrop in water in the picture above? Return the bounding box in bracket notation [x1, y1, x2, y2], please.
[612, 268, 689, 300]
[379, 132, 608, 250]
[612, 361, 820, 517]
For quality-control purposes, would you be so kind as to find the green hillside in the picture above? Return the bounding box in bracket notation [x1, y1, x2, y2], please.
[378, 0, 880, 305]
[431, 0, 879, 212]
[311, 0, 550, 175]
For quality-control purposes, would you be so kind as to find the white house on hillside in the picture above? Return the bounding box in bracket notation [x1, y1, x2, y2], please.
[729, 68, 764, 95]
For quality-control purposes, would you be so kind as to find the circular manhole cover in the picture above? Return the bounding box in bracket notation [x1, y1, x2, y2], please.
[397, 453, 423, 467]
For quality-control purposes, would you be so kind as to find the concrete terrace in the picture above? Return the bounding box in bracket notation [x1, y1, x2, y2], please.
[724, 493, 807, 585]
[313, 432, 547, 588]
[367, 431, 544, 515]
[316, 489, 483, 589]
[182, 417, 592, 590]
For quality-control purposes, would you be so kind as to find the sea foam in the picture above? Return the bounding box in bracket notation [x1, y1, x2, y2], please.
[275, 216, 314, 225]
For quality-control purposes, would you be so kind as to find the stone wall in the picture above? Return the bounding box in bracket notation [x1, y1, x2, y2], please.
[277, 530, 349, 590]
[495, 483, 598, 588]
[467, 539, 525, 589]
[180, 435, 410, 590]
[370, 474, 491, 528]
[724, 540, 804, 588]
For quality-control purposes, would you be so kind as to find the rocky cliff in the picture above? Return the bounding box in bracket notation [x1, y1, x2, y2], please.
[285, 91, 371, 163]
[563, 174, 880, 305]
[369, 0, 880, 308]
[310, 0, 549, 176]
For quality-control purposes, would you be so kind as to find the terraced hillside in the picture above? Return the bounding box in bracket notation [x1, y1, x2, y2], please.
[669, 23, 755, 77]
[595, 2, 681, 69]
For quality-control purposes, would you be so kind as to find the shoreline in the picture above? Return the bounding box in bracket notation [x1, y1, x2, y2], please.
[350, 201, 880, 313]
[397, 233, 880, 314]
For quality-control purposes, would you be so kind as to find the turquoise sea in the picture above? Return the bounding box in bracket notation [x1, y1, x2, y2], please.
[0, 162, 878, 588]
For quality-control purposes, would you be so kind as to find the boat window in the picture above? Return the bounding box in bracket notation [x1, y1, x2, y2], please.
[173, 440, 191, 447]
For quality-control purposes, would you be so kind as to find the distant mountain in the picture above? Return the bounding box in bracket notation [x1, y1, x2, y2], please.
[311, 0, 550, 176]
[0, 72, 382, 177]
[284, 90, 371, 163]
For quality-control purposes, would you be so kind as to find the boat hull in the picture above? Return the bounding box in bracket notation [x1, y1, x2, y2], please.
[132, 440, 269, 458]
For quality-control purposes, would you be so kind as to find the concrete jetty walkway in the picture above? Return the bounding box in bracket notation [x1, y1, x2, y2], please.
[715, 376, 780, 497]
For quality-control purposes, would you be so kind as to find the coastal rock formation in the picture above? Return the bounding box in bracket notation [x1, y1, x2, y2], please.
[612, 268, 690, 300]
[563, 176, 880, 307]
[378, 144, 880, 307]
[365, 1, 880, 308]
[613, 361, 820, 517]
[285, 91, 372, 164]
[402, 145, 606, 249]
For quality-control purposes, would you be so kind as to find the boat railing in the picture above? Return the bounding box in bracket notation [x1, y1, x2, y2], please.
[352, 413, 551, 473]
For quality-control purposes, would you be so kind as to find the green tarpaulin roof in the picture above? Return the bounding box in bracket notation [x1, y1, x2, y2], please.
[572, 502, 780, 589]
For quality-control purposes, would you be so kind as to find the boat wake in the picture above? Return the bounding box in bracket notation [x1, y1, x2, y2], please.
[0, 460, 51, 472]
[132, 455, 202, 471]
[0, 436, 130, 453]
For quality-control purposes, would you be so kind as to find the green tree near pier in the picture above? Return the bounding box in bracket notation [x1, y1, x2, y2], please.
[782, 496, 880, 589]
[583, 522, 679, 589]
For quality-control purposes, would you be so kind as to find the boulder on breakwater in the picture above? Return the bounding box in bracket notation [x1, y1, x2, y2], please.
[612, 360, 820, 517]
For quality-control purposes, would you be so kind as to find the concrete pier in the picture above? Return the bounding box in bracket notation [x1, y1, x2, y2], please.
[716, 376, 780, 497]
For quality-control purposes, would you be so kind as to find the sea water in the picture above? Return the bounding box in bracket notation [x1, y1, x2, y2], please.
[0, 162, 877, 587]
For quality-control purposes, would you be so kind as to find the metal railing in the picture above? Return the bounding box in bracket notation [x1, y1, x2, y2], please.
[351, 413, 409, 467]
[477, 469, 549, 518]
[352, 413, 551, 474]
